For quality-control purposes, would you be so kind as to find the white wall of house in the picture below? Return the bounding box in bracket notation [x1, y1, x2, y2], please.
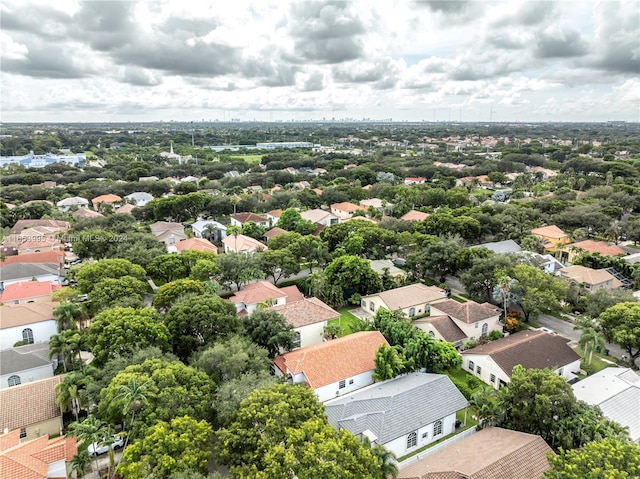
[296, 321, 327, 349]
[0, 364, 53, 389]
[47, 459, 67, 479]
[462, 354, 511, 390]
[557, 359, 582, 381]
[360, 299, 432, 319]
[315, 370, 375, 402]
[0, 321, 57, 351]
[448, 315, 502, 341]
[382, 412, 457, 458]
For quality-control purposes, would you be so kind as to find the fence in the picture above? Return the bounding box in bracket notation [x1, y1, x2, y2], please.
[397, 427, 478, 469]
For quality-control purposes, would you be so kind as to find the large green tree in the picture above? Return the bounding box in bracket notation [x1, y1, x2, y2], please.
[216, 252, 265, 291]
[191, 335, 271, 384]
[153, 278, 205, 311]
[257, 249, 300, 284]
[241, 309, 295, 358]
[88, 275, 148, 311]
[216, 384, 326, 469]
[75, 258, 146, 294]
[544, 439, 640, 479]
[511, 264, 567, 322]
[164, 294, 239, 361]
[213, 371, 279, 427]
[581, 288, 637, 319]
[86, 307, 171, 367]
[277, 208, 316, 235]
[98, 359, 215, 437]
[599, 302, 640, 365]
[324, 254, 382, 300]
[119, 416, 212, 479]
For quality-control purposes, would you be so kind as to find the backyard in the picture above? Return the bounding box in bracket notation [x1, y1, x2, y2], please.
[328, 307, 361, 336]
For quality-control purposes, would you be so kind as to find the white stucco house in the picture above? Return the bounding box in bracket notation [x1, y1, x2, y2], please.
[300, 208, 339, 227]
[325, 373, 468, 458]
[191, 220, 227, 241]
[460, 330, 582, 389]
[56, 196, 89, 212]
[230, 212, 270, 228]
[271, 297, 340, 349]
[0, 344, 54, 389]
[273, 331, 389, 402]
[360, 284, 448, 319]
[221, 234, 266, 254]
[0, 302, 58, 351]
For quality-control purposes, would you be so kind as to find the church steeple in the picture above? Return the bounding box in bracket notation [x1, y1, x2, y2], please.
[170, 141, 174, 155]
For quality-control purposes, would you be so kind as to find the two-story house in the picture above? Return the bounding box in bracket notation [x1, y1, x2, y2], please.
[559, 265, 623, 292]
[330, 202, 361, 222]
[531, 225, 571, 253]
[222, 233, 267, 254]
[300, 208, 339, 227]
[230, 212, 270, 229]
[229, 280, 303, 316]
[0, 302, 58, 350]
[360, 284, 448, 318]
[272, 297, 340, 349]
[273, 331, 389, 402]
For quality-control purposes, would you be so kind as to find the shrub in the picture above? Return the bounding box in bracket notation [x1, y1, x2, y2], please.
[466, 376, 481, 389]
[488, 330, 504, 341]
[505, 317, 520, 334]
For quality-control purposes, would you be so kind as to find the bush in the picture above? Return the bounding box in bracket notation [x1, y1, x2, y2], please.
[505, 317, 520, 334]
[581, 361, 595, 376]
[488, 330, 504, 341]
[463, 339, 478, 350]
[13, 340, 30, 347]
[348, 293, 362, 306]
[466, 376, 481, 390]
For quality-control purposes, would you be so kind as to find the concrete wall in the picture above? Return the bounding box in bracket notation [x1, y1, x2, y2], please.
[296, 321, 327, 349]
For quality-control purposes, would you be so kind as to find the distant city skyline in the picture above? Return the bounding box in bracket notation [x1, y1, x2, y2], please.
[1, 1, 639, 123]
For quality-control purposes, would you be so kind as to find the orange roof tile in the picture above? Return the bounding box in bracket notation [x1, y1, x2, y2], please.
[531, 225, 568, 239]
[0, 301, 57, 329]
[264, 227, 288, 239]
[273, 331, 389, 389]
[272, 297, 340, 328]
[91, 194, 122, 205]
[0, 376, 63, 433]
[0, 281, 58, 302]
[0, 251, 64, 265]
[569, 240, 626, 257]
[173, 238, 217, 253]
[10, 220, 69, 235]
[331, 202, 360, 212]
[0, 434, 77, 479]
[400, 210, 430, 221]
[230, 281, 300, 306]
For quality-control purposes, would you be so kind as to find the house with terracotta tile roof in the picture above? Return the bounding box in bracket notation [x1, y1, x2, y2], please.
[273, 331, 389, 402]
[398, 427, 552, 479]
[272, 297, 340, 349]
[560, 239, 626, 263]
[2, 226, 65, 257]
[170, 237, 218, 254]
[359, 198, 392, 213]
[360, 284, 448, 319]
[0, 281, 60, 305]
[263, 227, 288, 241]
[230, 280, 303, 315]
[559, 265, 623, 292]
[91, 194, 122, 209]
[330, 202, 362, 221]
[0, 375, 64, 442]
[0, 302, 57, 350]
[425, 299, 502, 344]
[10, 220, 69, 236]
[400, 210, 430, 222]
[71, 208, 104, 219]
[531, 225, 570, 252]
[230, 212, 270, 228]
[0, 430, 77, 479]
[265, 209, 283, 225]
[114, 204, 136, 215]
[461, 330, 581, 389]
[326, 373, 467, 458]
[222, 234, 266, 254]
[404, 177, 426, 185]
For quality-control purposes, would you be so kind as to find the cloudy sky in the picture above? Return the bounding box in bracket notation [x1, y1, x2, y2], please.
[1, 0, 639, 123]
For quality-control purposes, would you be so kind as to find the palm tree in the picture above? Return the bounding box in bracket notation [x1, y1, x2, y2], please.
[49, 330, 82, 372]
[68, 416, 106, 478]
[114, 377, 151, 451]
[578, 325, 606, 366]
[55, 368, 95, 421]
[53, 301, 82, 332]
[202, 222, 219, 242]
[68, 451, 91, 479]
[469, 389, 505, 429]
[362, 437, 398, 479]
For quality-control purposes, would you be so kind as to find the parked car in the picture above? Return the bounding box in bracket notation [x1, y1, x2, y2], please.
[87, 435, 124, 456]
[392, 258, 406, 267]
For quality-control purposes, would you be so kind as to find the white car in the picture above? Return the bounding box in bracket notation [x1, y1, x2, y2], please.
[87, 435, 124, 456]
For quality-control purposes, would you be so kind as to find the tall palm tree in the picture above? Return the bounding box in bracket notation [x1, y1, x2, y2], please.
[114, 377, 151, 451]
[68, 416, 106, 478]
[469, 389, 505, 429]
[68, 451, 91, 479]
[361, 437, 398, 479]
[53, 301, 82, 332]
[579, 326, 606, 366]
[49, 330, 82, 372]
[55, 368, 95, 421]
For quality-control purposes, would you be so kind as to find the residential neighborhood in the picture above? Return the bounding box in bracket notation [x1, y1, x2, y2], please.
[1, 119, 640, 478]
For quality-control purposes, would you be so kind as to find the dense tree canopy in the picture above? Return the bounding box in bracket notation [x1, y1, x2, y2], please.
[598, 302, 640, 364]
[75, 258, 146, 294]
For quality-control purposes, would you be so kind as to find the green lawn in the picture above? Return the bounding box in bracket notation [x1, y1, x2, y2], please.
[450, 295, 467, 303]
[229, 154, 263, 165]
[572, 345, 617, 374]
[328, 308, 361, 336]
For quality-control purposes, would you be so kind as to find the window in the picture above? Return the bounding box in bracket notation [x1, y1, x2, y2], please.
[490, 374, 496, 383]
[409, 307, 416, 318]
[349, 379, 354, 385]
[433, 419, 443, 437]
[361, 300, 366, 308]
[293, 331, 301, 349]
[8, 375, 21, 387]
[428, 331, 435, 338]
[13, 300, 19, 304]
[22, 328, 34, 344]
[422, 432, 428, 439]
[475, 322, 479, 328]
[406, 431, 417, 449]
[481, 323, 488, 337]
[339, 380, 346, 389]
[424, 305, 430, 314]
[476, 365, 482, 375]
[369, 301, 375, 312]
[19, 428, 27, 439]
[468, 360, 475, 371]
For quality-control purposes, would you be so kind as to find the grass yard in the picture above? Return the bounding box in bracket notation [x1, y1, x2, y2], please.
[450, 295, 467, 303]
[229, 154, 263, 165]
[572, 345, 617, 374]
[328, 307, 361, 336]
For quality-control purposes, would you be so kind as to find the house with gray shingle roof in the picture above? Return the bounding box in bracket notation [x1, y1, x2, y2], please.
[0, 346, 54, 389]
[572, 367, 640, 443]
[461, 330, 581, 389]
[325, 372, 467, 458]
